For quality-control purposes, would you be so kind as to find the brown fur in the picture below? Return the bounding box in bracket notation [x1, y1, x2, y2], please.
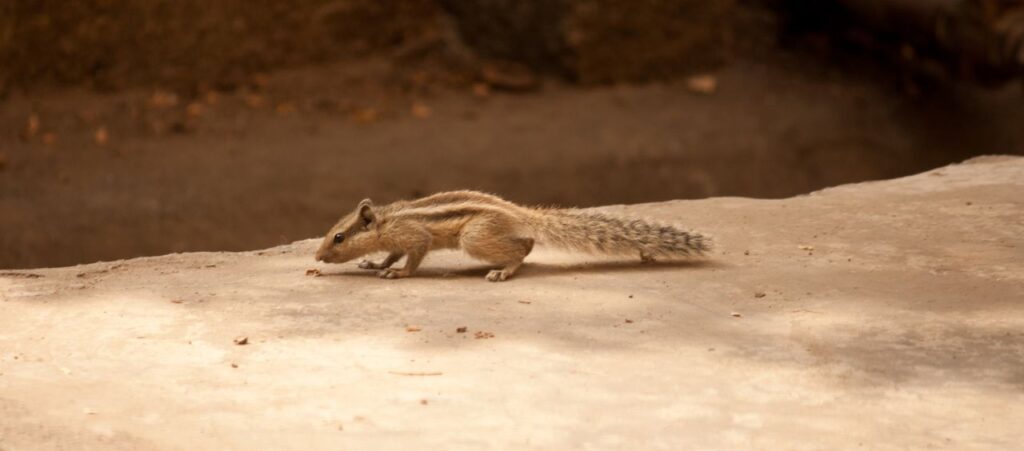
[315, 190, 712, 281]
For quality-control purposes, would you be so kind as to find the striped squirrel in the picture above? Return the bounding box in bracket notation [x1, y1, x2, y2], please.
[314, 190, 711, 281]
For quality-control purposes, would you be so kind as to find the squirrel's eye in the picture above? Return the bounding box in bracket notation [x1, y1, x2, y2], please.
[333, 233, 345, 244]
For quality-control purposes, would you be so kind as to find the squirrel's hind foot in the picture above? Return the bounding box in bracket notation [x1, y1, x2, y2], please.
[485, 269, 513, 282]
[485, 261, 523, 282]
[378, 268, 411, 279]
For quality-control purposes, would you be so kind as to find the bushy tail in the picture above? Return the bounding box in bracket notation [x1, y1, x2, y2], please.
[526, 208, 712, 258]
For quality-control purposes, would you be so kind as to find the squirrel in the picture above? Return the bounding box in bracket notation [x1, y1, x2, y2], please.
[314, 190, 711, 282]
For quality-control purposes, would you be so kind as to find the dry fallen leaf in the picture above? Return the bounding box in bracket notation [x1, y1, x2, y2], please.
[406, 326, 422, 332]
[244, 94, 266, 109]
[251, 73, 271, 89]
[411, 102, 432, 119]
[233, 336, 249, 345]
[686, 74, 718, 94]
[474, 331, 495, 339]
[204, 91, 220, 106]
[305, 268, 322, 277]
[185, 102, 205, 118]
[481, 60, 539, 91]
[456, 327, 467, 333]
[472, 83, 490, 98]
[407, 70, 430, 86]
[76, 109, 99, 124]
[798, 245, 815, 251]
[94, 127, 109, 146]
[22, 114, 41, 140]
[149, 90, 179, 109]
[351, 107, 380, 124]
[730, 312, 742, 318]
[754, 291, 766, 298]
[275, 102, 297, 116]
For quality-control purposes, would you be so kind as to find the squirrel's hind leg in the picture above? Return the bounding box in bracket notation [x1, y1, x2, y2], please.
[460, 220, 534, 282]
[482, 237, 534, 282]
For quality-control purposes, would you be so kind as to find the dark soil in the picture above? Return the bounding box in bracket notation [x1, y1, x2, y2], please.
[2, 3, 1023, 269]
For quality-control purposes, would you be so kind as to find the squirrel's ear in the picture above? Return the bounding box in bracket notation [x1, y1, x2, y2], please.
[358, 200, 375, 226]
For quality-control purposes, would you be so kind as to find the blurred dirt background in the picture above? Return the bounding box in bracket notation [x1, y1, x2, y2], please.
[2, 0, 1023, 268]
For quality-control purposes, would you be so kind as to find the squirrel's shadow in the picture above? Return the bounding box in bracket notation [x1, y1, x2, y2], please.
[321, 258, 720, 281]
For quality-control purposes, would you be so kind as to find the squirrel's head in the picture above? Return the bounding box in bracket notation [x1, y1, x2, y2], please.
[315, 198, 379, 263]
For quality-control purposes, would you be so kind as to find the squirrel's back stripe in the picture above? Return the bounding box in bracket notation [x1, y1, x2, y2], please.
[391, 202, 526, 223]
[378, 191, 711, 258]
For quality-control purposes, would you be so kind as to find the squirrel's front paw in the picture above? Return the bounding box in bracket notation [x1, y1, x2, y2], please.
[377, 269, 408, 279]
[358, 260, 380, 270]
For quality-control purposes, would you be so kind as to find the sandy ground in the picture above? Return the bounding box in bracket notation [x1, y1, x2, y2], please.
[1, 156, 1023, 450]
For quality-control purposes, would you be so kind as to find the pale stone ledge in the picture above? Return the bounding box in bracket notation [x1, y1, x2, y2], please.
[1, 156, 1022, 450]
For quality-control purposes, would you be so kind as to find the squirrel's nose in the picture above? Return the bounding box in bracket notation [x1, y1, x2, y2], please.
[314, 251, 324, 262]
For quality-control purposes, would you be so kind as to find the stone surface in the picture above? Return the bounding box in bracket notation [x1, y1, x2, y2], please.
[1, 157, 1023, 450]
